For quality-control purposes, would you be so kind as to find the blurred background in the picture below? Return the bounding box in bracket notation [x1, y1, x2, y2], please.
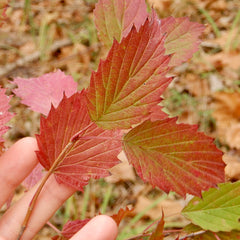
[0, 0, 240, 239]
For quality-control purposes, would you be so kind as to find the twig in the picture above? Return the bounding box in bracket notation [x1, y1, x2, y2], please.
[0, 38, 72, 77]
[178, 230, 206, 239]
[17, 133, 78, 240]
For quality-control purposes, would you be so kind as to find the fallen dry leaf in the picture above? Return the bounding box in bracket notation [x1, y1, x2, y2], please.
[223, 153, 240, 181]
[135, 195, 184, 222]
[206, 52, 240, 70]
[226, 123, 240, 149]
[212, 91, 240, 144]
[106, 151, 136, 183]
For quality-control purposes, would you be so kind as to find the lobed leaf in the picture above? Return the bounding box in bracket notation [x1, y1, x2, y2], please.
[13, 69, 78, 116]
[182, 182, 240, 232]
[123, 118, 224, 197]
[161, 17, 205, 66]
[94, 0, 148, 47]
[36, 90, 122, 190]
[0, 88, 14, 142]
[87, 13, 171, 129]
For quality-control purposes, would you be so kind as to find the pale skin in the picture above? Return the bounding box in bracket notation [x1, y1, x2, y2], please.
[0, 137, 118, 240]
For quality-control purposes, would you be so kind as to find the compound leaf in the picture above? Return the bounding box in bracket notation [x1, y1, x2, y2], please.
[0, 88, 14, 142]
[161, 17, 205, 66]
[123, 118, 224, 197]
[13, 69, 78, 116]
[182, 182, 240, 232]
[36, 90, 122, 190]
[94, 0, 148, 47]
[87, 13, 171, 129]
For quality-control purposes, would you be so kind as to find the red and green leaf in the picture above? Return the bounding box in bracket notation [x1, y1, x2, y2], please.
[94, 0, 148, 47]
[94, 0, 204, 67]
[0, 88, 14, 142]
[161, 17, 205, 66]
[36, 90, 122, 190]
[13, 69, 78, 116]
[123, 118, 224, 197]
[87, 13, 171, 129]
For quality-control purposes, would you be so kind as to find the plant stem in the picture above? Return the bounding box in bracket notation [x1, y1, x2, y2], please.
[17, 139, 77, 240]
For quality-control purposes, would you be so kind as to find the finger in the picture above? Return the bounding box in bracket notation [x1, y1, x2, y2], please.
[70, 215, 118, 240]
[0, 137, 38, 208]
[0, 174, 75, 240]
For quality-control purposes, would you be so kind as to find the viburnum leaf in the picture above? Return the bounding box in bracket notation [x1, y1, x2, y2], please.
[13, 69, 78, 116]
[94, 0, 148, 47]
[87, 13, 171, 129]
[161, 17, 205, 66]
[122, 118, 224, 197]
[111, 207, 133, 226]
[94, 0, 204, 67]
[0, 88, 13, 142]
[52, 219, 90, 240]
[182, 182, 240, 232]
[36, 90, 122, 190]
[149, 212, 165, 240]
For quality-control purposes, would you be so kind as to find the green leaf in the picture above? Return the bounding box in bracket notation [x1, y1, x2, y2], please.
[182, 182, 240, 232]
[123, 118, 224, 197]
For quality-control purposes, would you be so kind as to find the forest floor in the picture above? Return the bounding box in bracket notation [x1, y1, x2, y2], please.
[0, 0, 240, 239]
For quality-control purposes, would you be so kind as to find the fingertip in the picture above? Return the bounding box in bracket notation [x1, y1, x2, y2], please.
[71, 215, 118, 240]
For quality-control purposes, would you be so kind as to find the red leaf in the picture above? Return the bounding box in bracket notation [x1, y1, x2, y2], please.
[161, 17, 205, 66]
[13, 70, 78, 116]
[52, 219, 90, 240]
[123, 118, 225, 197]
[0, 88, 13, 142]
[94, 0, 148, 47]
[149, 212, 165, 240]
[36, 90, 122, 190]
[111, 207, 133, 226]
[87, 13, 172, 129]
[22, 163, 44, 189]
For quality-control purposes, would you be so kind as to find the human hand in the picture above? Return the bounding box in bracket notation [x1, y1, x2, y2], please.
[0, 137, 118, 240]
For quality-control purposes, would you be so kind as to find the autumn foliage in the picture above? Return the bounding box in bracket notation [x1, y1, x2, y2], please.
[1, 0, 238, 239]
